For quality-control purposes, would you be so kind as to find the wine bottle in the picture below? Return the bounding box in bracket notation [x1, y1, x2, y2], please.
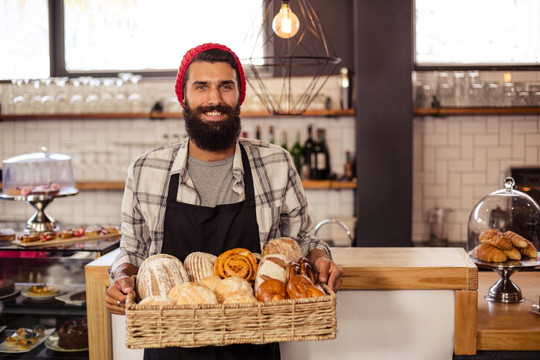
[311, 128, 329, 180]
[255, 125, 261, 140]
[303, 125, 314, 179]
[343, 150, 354, 181]
[280, 130, 288, 151]
[290, 131, 303, 174]
[269, 125, 275, 144]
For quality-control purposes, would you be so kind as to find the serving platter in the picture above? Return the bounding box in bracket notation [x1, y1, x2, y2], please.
[0, 328, 54, 353]
[21, 285, 68, 301]
[45, 333, 88, 352]
[12, 233, 121, 248]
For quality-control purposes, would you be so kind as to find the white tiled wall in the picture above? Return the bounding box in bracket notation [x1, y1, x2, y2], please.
[0, 115, 356, 232]
[412, 114, 540, 246]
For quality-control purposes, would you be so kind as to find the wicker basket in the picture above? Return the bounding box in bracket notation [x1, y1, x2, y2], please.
[125, 280, 337, 349]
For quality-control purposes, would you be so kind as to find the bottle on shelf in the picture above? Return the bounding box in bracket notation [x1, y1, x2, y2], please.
[280, 131, 288, 151]
[255, 125, 261, 140]
[268, 125, 275, 144]
[303, 125, 314, 179]
[310, 128, 330, 180]
[343, 150, 354, 181]
[289, 130, 303, 175]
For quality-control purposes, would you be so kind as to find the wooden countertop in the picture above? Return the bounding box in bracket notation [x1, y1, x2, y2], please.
[477, 271, 540, 351]
[332, 247, 478, 290]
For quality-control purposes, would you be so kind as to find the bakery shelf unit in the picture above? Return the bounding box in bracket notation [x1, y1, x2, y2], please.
[413, 106, 540, 116]
[0, 238, 119, 360]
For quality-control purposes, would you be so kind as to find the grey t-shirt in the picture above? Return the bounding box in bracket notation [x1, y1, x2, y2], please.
[187, 155, 239, 207]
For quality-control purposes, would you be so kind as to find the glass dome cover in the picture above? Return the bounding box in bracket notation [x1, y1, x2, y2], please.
[468, 177, 540, 265]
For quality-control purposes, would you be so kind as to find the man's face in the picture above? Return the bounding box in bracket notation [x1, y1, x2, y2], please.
[183, 61, 241, 151]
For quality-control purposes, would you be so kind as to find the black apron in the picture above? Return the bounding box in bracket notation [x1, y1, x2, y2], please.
[144, 144, 280, 360]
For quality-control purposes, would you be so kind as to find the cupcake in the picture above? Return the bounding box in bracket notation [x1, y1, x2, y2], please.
[15, 328, 27, 339]
[32, 325, 46, 337]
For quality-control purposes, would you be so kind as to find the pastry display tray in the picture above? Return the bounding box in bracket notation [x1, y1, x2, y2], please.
[12, 233, 121, 248]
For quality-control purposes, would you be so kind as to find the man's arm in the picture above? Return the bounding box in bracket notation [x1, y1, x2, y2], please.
[307, 248, 343, 293]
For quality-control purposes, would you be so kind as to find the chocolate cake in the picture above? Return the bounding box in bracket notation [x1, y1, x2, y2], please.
[0, 278, 15, 297]
[57, 318, 88, 349]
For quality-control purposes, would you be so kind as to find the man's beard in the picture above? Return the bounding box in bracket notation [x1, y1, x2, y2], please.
[184, 103, 241, 152]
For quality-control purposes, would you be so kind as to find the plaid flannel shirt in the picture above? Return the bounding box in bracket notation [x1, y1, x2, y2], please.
[110, 137, 330, 275]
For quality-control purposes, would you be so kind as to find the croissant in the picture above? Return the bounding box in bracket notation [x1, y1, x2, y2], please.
[472, 243, 507, 263]
[503, 231, 529, 249]
[503, 247, 521, 261]
[519, 241, 538, 259]
[479, 229, 514, 250]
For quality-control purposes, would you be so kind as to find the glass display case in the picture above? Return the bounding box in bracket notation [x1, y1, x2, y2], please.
[0, 236, 119, 359]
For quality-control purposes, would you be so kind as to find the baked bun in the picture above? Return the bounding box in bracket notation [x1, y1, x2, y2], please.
[262, 237, 303, 263]
[184, 252, 217, 283]
[198, 275, 222, 292]
[213, 276, 253, 303]
[222, 293, 258, 304]
[286, 274, 325, 299]
[136, 254, 189, 299]
[214, 248, 257, 283]
[138, 295, 175, 306]
[254, 254, 290, 292]
[256, 279, 288, 302]
[168, 282, 218, 305]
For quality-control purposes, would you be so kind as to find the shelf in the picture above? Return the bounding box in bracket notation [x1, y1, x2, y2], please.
[0, 108, 355, 121]
[413, 107, 540, 116]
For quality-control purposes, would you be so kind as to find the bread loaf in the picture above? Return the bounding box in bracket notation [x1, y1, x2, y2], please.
[168, 282, 218, 305]
[262, 237, 303, 263]
[472, 243, 507, 263]
[254, 254, 290, 292]
[184, 252, 217, 283]
[213, 276, 253, 303]
[136, 254, 189, 300]
[222, 293, 258, 304]
[138, 295, 175, 306]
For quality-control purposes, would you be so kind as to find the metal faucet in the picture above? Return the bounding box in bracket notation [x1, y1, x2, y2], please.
[313, 218, 354, 247]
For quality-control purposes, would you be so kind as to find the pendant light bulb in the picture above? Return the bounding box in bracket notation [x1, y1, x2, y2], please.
[272, 1, 300, 39]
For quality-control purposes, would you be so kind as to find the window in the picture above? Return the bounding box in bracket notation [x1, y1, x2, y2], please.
[415, 0, 540, 67]
[0, 0, 264, 80]
[0, 0, 50, 80]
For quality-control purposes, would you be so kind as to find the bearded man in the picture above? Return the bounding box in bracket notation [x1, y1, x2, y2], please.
[105, 43, 343, 360]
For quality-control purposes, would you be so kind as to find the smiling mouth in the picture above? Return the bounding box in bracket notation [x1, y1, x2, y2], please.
[205, 110, 222, 117]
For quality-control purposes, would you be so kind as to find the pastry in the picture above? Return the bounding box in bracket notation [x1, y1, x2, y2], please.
[253, 254, 290, 292]
[26, 284, 60, 297]
[503, 247, 522, 261]
[5, 336, 18, 347]
[262, 237, 303, 263]
[58, 318, 88, 350]
[198, 275, 222, 292]
[479, 229, 514, 250]
[256, 279, 289, 302]
[138, 295, 175, 305]
[15, 328, 27, 339]
[213, 276, 254, 303]
[503, 230, 529, 248]
[519, 240, 538, 259]
[184, 252, 217, 283]
[136, 254, 189, 300]
[32, 325, 46, 337]
[0, 278, 15, 297]
[0, 228, 16, 241]
[285, 258, 325, 299]
[17, 339, 31, 350]
[168, 282, 218, 305]
[472, 243, 507, 263]
[214, 248, 257, 282]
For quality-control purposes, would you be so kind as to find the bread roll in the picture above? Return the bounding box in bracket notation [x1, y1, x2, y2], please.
[198, 275, 222, 292]
[262, 237, 303, 263]
[256, 279, 288, 302]
[213, 276, 253, 303]
[222, 293, 258, 304]
[184, 252, 217, 283]
[168, 282, 218, 305]
[136, 254, 189, 300]
[138, 295, 175, 306]
[472, 243, 507, 263]
[254, 254, 290, 292]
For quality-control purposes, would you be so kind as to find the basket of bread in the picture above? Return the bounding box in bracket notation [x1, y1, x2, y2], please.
[125, 237, 337, 349]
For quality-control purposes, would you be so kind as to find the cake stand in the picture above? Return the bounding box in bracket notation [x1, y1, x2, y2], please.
[0, 188, 78, 233]
[469, 253, 540, 303]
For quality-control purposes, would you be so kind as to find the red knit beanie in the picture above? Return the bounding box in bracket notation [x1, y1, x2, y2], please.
[175, 43, 246, 109]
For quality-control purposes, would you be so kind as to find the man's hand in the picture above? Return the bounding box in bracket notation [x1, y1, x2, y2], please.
[307, 249, 343, 293]
[105, 263, 138, 315]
